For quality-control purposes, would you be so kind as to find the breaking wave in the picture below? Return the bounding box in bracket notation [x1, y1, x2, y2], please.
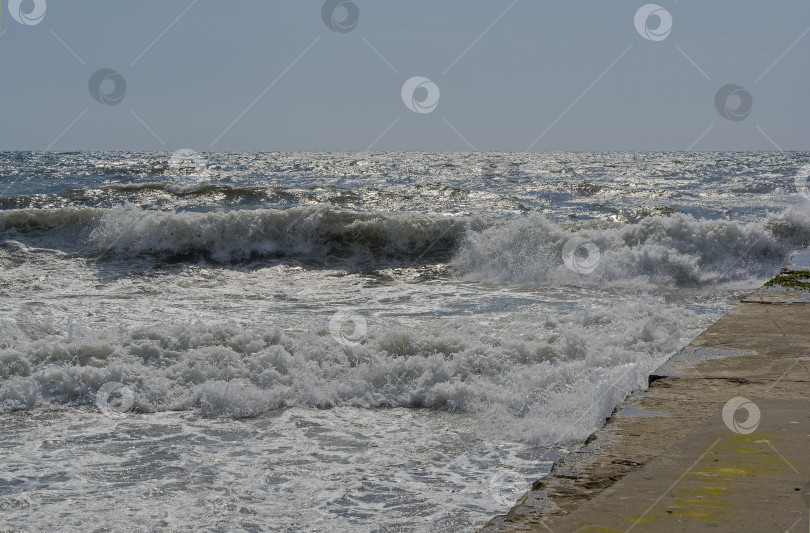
[2, 203, 809, 284]
[0, 296, 706, 444]
[453, 206, 810, 287]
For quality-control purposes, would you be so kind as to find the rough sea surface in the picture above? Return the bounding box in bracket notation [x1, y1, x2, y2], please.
[1, 151, 809, 531]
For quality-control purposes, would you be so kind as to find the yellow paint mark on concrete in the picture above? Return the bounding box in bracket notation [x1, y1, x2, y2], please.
[623, 433, 786, 527]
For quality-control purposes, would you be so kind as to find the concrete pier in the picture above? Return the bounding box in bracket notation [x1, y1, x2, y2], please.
[483, 288, 810, 532]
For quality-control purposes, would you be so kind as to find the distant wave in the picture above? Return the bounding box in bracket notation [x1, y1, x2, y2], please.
[100, 182, 291, 199]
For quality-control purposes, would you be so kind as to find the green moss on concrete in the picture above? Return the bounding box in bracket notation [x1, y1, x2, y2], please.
[764, 269, 810, 290]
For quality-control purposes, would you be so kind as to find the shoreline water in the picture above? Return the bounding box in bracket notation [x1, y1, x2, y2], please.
[483, 282, 810, 532]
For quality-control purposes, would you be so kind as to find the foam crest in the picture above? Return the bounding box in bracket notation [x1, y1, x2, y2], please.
[452, 207, 810, 287]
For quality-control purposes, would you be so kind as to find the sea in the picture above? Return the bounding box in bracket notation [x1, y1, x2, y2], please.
[1, 151, 809, 532]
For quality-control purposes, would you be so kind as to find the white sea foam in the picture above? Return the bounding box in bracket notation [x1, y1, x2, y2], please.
[0, 292, 709, 445]
[453, 206, 810, 287]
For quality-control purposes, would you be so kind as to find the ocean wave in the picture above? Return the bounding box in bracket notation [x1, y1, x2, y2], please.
[0, 205, 472, 264]
[2, 204, 809, 283]
[0, 297, 707, 444]
[89, 204, 471, 263]
[452, 205, 810, 287]
[100, 182, 285, 199]
[0, 207, 103, 233]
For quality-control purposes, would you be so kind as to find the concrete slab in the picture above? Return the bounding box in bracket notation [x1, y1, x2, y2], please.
[548, 399, 810, 532]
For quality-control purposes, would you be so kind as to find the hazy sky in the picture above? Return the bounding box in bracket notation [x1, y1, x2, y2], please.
[1, 0, 808, 151]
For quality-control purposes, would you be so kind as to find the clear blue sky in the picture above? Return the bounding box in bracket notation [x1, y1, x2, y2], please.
[1, 0, 808, 151]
